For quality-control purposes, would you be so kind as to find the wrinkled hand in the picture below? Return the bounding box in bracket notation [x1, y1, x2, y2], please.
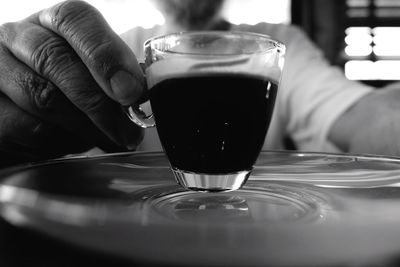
[0, 0, 145, 167]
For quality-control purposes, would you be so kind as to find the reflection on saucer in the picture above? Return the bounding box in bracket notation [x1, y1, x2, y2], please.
[138, 183, 329, 225]
[172, 195, 251, 223]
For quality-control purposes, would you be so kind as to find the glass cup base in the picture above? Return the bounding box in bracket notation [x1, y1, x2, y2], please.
[172, 168, 251, 192]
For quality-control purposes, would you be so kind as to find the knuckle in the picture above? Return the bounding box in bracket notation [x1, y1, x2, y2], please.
[49, 1, 116, 74]
[30, 35, 76, 78]
[43, 0, 115, 76]
[48, 0, 95, 32]
[16, 72, 61, 113]
[43, 1, 118, 79]
[0, 22, 14, 44]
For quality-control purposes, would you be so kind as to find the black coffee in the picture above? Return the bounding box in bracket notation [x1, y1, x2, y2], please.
[149, 73, 278, 174]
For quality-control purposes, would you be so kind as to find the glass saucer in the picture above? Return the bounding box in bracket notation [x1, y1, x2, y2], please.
[2, 151, 400, 266]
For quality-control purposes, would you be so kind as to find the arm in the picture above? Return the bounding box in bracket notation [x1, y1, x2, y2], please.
[329, 85, 400, 156]
[266, 24, 372, 152]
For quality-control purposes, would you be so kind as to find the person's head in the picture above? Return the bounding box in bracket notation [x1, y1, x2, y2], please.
[153, 0, 225, 30]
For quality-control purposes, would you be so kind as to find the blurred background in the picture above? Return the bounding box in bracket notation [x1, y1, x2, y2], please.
[1, 0, 400, 87]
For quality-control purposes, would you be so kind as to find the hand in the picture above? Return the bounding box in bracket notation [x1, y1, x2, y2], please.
[0, 0, 145, 167]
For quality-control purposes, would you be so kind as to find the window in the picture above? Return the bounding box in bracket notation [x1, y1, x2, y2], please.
[344, 0, 400, 82]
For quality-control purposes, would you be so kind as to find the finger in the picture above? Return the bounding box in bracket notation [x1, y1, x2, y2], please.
[0, 95, 91, 167]
[36, 0, 145, 106]
[0, 39, 127, 152]
[0, 21, 144, 150]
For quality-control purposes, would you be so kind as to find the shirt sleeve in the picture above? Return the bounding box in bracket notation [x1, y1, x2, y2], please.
[273, 25, 374, 152]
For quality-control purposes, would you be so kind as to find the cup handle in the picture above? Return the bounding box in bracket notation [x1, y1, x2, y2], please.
[122, 61, 155, 128]
[123, 104, 155, 128]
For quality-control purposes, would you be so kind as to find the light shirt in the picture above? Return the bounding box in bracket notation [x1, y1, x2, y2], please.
[120, 22, 373, 153]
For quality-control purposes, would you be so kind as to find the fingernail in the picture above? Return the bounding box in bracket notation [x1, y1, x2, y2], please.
[110, 70, 142, 105]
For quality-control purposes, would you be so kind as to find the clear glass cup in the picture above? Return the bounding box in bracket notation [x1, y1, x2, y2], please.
[126, 31, 285, 192]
